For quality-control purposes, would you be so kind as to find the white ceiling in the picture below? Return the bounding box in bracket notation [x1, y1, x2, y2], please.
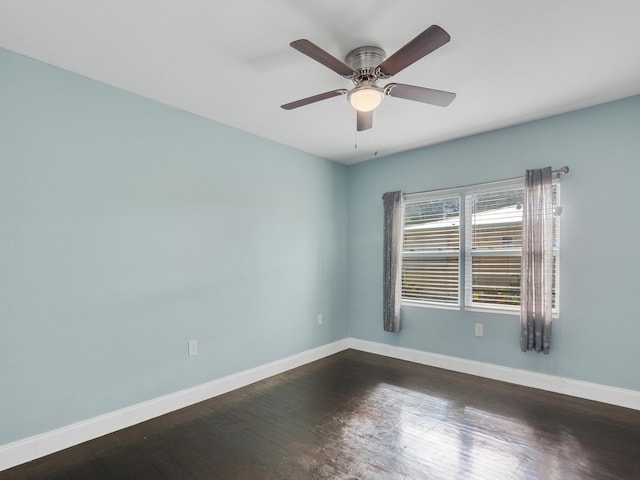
[1, 1, 639, 165]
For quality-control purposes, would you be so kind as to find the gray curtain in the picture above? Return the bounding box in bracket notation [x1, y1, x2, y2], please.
[520, 167, 554, 353]
[382, 191, 404, 332]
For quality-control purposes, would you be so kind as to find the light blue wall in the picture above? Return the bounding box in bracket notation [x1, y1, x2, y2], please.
[347, 94, 640, 391]
[0, 48, 348, 444]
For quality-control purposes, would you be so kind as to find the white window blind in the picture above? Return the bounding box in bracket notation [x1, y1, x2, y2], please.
[402, 194, 460, 307]
[464, 183, 560, 312]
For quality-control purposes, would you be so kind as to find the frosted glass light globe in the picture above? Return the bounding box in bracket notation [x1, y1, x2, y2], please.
[348, 87, 384, 112]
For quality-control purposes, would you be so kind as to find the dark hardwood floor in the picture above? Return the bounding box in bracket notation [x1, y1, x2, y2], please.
[3, 349, 640, 479]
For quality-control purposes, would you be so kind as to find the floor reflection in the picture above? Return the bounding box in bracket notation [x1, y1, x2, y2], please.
[327, 381, 602, 480]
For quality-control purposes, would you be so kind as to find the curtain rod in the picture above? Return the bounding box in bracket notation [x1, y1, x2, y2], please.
[404, 166, 570, 198]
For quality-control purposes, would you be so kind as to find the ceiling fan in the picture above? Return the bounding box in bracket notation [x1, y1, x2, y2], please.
[281, 25, 456, 131]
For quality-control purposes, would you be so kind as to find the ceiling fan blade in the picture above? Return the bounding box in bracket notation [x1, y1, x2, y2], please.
[290, 39, 354, 77]
[378, 25, 451, 77]
[281, 89, 348, 110]
[357, 110, 373, 131]
[385, 83, 456, 107]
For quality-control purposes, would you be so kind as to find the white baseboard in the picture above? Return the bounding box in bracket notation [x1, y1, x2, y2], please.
[349, 338, 640, 411]
[3, 336, 639, 472]
[0, 339, 349, 472]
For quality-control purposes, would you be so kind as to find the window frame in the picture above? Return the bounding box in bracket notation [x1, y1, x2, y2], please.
[401, 192, 461, 310]
[464, 183, 526, 315]
[401, 179, 561, 317]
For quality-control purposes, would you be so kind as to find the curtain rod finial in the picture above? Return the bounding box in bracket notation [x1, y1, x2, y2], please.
[559, 166, 569, 174]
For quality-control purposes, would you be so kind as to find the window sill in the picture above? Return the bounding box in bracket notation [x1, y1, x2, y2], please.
[400, 301, 560, 319]
[465, 305, 559, 319]
[401, 300, 460, 311]
[465, 305, 519, 316]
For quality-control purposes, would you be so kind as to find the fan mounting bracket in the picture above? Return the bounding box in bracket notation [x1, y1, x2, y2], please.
[346, 46, 385, 70]
[345, 46, 388, 86]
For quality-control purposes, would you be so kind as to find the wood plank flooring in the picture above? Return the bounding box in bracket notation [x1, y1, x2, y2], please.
[3, 349, 640, 479]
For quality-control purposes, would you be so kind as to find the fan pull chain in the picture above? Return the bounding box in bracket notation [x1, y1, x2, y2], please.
[353, 118, 379, 156]
[373, 124, 378, 156]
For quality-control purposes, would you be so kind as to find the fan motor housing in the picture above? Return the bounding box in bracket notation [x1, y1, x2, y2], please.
[345, 46, 386, 70]
[346, 46, 386, 83]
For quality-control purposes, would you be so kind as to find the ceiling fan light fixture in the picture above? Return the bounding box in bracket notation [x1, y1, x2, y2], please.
[348, 86, 384, 112]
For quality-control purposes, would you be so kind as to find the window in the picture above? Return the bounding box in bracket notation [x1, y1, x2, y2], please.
[402, 194, 460, 308]
[464, 185, 525, 311]
[401, 181, 560, 314]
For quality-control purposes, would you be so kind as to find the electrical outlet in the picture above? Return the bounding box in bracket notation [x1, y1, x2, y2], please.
[317, 314, 323, 326]
[188, 340, 198, 356]
[475, 323, 483, 337]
